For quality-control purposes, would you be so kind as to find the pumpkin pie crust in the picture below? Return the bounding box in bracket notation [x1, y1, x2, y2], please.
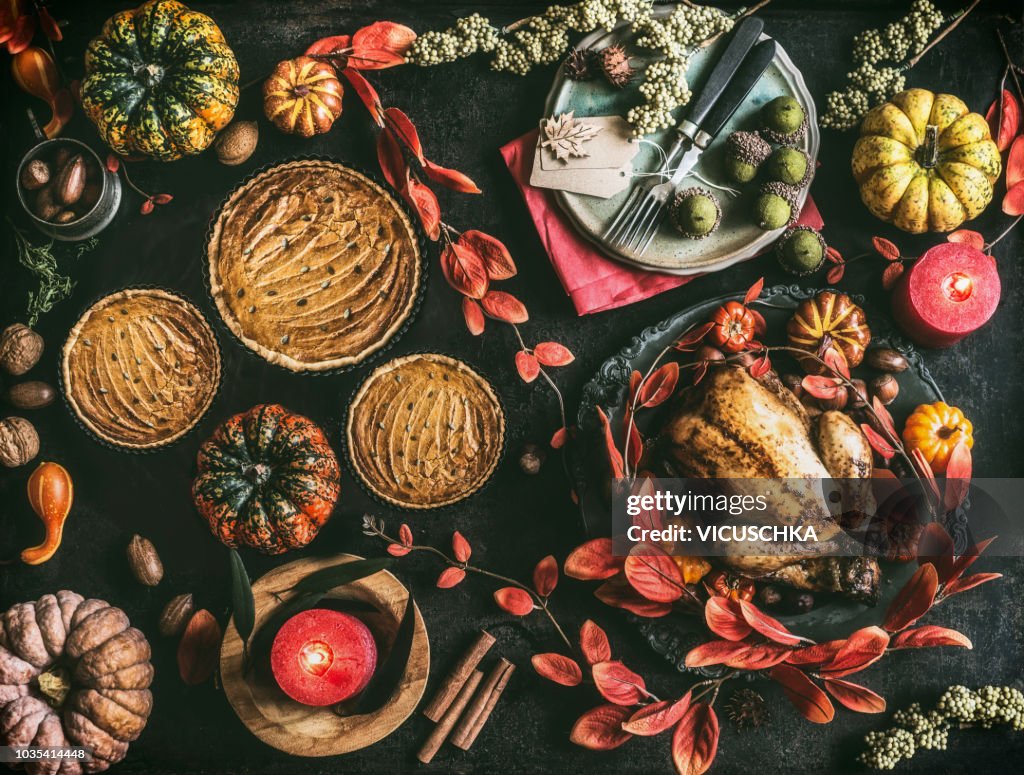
[206, 160, 422, 372]
[61, 288, 220, 449]
[346, 354, 505, 509]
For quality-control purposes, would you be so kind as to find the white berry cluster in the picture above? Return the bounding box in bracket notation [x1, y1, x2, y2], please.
[822, 0, 948, 129]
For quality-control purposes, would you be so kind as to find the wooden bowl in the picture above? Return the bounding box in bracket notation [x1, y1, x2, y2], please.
[220, 554, 429, 756]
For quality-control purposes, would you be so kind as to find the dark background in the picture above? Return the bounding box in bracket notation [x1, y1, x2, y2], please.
[2, 1, 1023, 773]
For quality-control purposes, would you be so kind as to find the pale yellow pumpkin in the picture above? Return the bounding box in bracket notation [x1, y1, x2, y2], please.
[851, 89, 1001, 233]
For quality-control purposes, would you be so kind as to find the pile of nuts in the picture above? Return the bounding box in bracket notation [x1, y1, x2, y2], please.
[20, 144, 103, 224]
[0, 323, 55, 468]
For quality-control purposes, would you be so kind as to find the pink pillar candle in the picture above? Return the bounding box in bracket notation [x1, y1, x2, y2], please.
[891, 242, 1000, 348]
[270, 609, 377, 706]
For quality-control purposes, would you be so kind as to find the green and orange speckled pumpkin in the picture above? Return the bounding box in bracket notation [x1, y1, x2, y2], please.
[80, 0, 239, 161]
[192, 404, 340, 555]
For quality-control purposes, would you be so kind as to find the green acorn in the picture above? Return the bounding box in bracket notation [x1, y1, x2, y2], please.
[753, 182, 800, 230]
[764, 146, 811, 187]
[776, 226, 826, 275]
[670, 187, 722, 239]
[761, 96, 809, 145]
[724, 131, 771, 184]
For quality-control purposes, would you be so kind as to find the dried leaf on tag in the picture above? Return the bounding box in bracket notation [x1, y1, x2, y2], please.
[541, 111, 602, 162]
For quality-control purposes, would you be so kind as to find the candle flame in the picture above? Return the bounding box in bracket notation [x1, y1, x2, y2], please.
[942, 272, 973, 303]
[298, 640, 333, 676]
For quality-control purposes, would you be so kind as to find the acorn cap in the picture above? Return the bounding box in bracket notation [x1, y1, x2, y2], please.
[670, 186, 722, 239]
[761, 181, 801, 213]
[726, 131, 772, 166]
[761, 114, 809, 146]
[776, 226, 826, 276]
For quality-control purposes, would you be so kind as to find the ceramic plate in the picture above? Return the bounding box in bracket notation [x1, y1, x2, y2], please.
[574, 286, 945, 660]
[544, 11, 818, 275]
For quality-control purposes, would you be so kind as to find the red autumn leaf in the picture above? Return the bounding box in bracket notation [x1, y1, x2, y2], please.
[421, 159, 481, 194]
[944, 442, 972, 514]
[822, 346, 850, 379]
[674, 321, 715, 351]
[531, 653, 582, 686]
[770, 664, 835, 724]
[494, 587, 534, 616]
[628, 476, 664, 531]
[624, 416, 643, 471]
[916, 522, 955, 582]
[534, 342, 575, 367]
[890, 625, 973, 650]
[802, 375, 843, 400]
[948, 536, 997, 582]
[737, 600, 810, 646]
[826, 263, 846, 284]
[451, 531, 471, 562]
[1007, 135, 1024, 190]
[623, 695, 691, 736]
[350, 21, 417, 69]
[4, 15, 35, 55]
[910, 448, 942, 503]
[140, 198, 154, 215]
[940, 572, 1002, 598]
[481, 290, 529, 323]
[440, 242, 488, 299]
[305, 34, 352, 57]
[624, 544, 685, 603]
[436, 567, 466, 588]
[881, 261, 905, 290]
[152, 193, 173, 205]
[820, 627, 889, 678]
[749, 351, 771, 379]
[872, 236, 900, 261]
[458, 230, 515, 279]
[37, 7, 61, 41]
[883, 563, 938, 632]
[105, 154, 120, 173]
[595, 407, 625, 480]
[861, 423, 897, 460]
[565, 537, 622, 580]
[684, 640, 754, 669]
[672, 702, 719, 775]
[533, 555, 559, 596]
[515, 350, 540, 383]
[628, 370, 643, 403]
[569, 704, 633, 750]
[387, 543, 411, 556]
[637, 362, 680, 408]
[823, 678, 886, 713]
[947, 229, 986, 251]
[871, 396, 898, 438]
[462, 297, 485, 336]
[403, 175, 440, 240]
[376, 128, 408, 192]
[340, 68, 384, 126]
[594, 575, 672, 618]
[550, 426, 569, 449]
[985, 88, 1020, 152]
[177, 610, 221, 685]
[704, 597, 752, 642]
[397, 523, 413, 545]
[592, 660, 648, 706]
[785, 639, 846, 667]
[743, 277, 764, 306]
[382, 107, 423, 162]
[749, 307, 767, 337]
[725, 643, 794, 670]
[1002, 182, 1024, 216]
[825, 246, 843, 264]
[579, 620, 612, 665]
[692, 361, 708, 386]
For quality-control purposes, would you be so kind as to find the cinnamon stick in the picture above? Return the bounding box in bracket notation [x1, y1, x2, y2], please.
[451, 658, 515, 751]
[422, 630, 495, 721]
[416, 669, 482, 764]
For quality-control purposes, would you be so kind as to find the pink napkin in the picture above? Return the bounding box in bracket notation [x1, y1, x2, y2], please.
[500, 129, 824, 316]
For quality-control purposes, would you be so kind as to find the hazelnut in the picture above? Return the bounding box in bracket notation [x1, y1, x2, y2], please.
[33, 186, 61, 221]
[758, 584, 783, 607]
[694, 345, 725, 363]
[519, 443, 545, 475]
[0, 416, 40, 468]
[817, 385, 848, 411]
[54, 210, 78, 224]
[864, 347, 908, 373]
[5, 381, 56, 410]
[20, 159, 51, 190]
[848, 378, 868, 408]
[781, 373, 803, 398]
[55, 154, 87, 205]
[214, 120, 258, 166]
[871, 374, 899, 405]
[792, 591, 815, 613]
[0, 324, 44, 375]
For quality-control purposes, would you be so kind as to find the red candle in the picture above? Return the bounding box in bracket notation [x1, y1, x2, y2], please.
[891, 242, 1000, 348]
[270, 609, 377, 706]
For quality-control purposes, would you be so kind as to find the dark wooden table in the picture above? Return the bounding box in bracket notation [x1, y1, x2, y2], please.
[2, 2, 1023, 773]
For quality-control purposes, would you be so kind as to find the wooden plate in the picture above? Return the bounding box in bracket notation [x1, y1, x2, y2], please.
[220, 554, 429, 756]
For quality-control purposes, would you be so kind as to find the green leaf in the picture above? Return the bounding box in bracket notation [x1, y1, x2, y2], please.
[228, 549, 255, 657]
[353, 591, 417, 714]
[289, 557, 395, 595]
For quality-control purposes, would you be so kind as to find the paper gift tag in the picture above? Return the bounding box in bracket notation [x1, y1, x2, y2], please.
[530, 157, 634, 199]
[539, 115, 637, 171]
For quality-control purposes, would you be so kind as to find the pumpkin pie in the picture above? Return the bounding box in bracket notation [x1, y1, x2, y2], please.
[61, 288, 220, 449]
[206, 160, 422, 372]
[346, 354, 505, 509]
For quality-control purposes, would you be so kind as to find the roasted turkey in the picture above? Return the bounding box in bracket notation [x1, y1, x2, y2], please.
[659, 365, 880, 603]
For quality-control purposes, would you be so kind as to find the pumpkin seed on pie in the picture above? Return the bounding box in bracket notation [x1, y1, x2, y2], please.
[61, 288, 220, 449]
[346, 354, 505, 509]
[206, 160, 422, 372]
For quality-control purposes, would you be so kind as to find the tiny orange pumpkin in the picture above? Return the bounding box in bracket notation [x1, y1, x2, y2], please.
[672, 555, 712, 585]
[901, 401, 973, 474]
[263, 56, 343, 138]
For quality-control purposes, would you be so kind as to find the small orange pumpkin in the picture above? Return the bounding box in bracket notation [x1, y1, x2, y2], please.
[787, 291, 871, 373]
[263, 56, 343, 138]
[901, 401, 973, 474]
[672, 555, 712, 585]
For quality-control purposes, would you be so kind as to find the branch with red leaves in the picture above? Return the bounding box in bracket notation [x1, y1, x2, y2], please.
[104, 154, 173, 215]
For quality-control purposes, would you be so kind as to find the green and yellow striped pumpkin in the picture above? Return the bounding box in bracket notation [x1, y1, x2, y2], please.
[80, 0, 239, 161]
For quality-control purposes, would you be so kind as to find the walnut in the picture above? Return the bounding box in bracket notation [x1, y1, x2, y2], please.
[0, 324, 44, 375]
[0, 417, 39, 467]
[214, 120, 258, 165]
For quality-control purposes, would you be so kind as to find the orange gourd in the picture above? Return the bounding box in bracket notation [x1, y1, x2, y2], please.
[672, 555, 712, 585]
[21, 461, 73, 564]
[901, 401, 974, 475]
